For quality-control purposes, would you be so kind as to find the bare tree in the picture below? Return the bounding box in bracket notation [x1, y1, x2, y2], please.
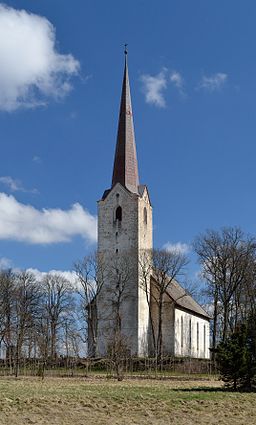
[74, 252, 106, 357]
[194, 227, 256, 353]
[42, 274, 74, 361]
[151, 248, 188, 364]
[138, 249, 155, 354]
[61, 313, 81, 359]
[13, 270, 41, 376]
[106, 254, 133, 380]
[0, 270, 15, 367]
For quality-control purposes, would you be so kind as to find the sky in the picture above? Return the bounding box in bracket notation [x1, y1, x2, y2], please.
[0, 0, 256, 278]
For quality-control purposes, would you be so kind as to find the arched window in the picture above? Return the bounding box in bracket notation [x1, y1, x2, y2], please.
[189, 318, 192, 351]
[197, 322, 199, 352]
[143, 207, 147, 225]
[181, 316, 184, 349]
[115, 206, 122, 221]
[204, 324, 206, 356]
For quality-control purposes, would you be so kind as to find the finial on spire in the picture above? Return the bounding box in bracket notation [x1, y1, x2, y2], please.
[124, 44, 128, 55]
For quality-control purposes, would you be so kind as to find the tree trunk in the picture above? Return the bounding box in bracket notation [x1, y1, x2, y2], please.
[157, 291, 164, 367]
[212, 287, 218, 362]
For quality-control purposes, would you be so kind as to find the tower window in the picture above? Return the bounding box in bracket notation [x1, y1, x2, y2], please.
[143, 207, 147, 225]
[115, 206, 122, 221]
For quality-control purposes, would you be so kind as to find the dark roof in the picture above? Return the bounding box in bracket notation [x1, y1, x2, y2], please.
[151, 274, 211, 320]
[100, 183, 151, 202]
[101, 189, 111, 200]
[111, 53, 139, 194]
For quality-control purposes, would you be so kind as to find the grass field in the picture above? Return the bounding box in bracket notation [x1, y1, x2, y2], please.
[0, 376, 255, 425]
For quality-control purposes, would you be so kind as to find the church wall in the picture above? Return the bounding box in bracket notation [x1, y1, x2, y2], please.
[97, 184, 153, 357]
[98, 185, 139, 254]
[149, 291, 175, 356]
[97, 184, 140, 356]
[137, 189, 152, 356]
[162, 300, 175, 355]
[174, 308, 210, 359]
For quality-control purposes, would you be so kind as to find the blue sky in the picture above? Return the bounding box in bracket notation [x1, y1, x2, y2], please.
[0, 0, 256, 276]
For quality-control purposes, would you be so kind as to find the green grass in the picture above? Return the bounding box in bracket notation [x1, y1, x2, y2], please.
[0, 376, 254, 424]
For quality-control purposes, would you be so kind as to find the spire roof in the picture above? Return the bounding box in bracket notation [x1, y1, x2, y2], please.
[111, 51, 139, 194]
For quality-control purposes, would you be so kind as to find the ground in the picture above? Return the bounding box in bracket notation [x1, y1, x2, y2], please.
[0, 376, 255, 424]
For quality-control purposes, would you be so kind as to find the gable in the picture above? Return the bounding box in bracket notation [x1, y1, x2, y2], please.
[138, 185, 152, 206]
[99, 182, 135, 203]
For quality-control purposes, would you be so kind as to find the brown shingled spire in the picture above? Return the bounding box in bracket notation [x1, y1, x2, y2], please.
[111, 49, 139, 194]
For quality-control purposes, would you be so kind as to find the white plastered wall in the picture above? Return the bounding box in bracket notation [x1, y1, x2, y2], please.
[138, 187, 152, 356]
[174, 308, 210, 359]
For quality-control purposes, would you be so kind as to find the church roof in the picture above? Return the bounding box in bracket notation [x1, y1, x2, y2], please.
[167, 280, 211, 320]
[151, 274, 211, 320]
[111, 50, 139, 194]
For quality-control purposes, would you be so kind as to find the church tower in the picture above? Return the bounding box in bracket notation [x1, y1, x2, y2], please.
[97, 51, 152, 357]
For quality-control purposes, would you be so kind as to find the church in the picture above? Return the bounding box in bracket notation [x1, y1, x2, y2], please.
[95, 51, 210, 359]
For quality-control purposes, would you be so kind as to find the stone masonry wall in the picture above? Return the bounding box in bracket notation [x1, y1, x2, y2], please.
[97, 183, 153, 357]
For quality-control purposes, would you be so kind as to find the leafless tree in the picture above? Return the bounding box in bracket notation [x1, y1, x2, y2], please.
[194, 227, 256, 354]
[42, 274, 74, 361]
[0, 270, 15, 367]
[138, 249, 155, 353]
[13, 270, 41, 376]
[106, 254, 133, 380]
[150, 248, 188, 364]
[74, 252, 106, 357]
[61, 313, 81, 358]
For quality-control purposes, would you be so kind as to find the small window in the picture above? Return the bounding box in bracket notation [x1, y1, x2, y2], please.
[197, 322, 199, 352]
[115, 206, 122, 221]
[116, 248, 119, 254]
[143, 207, 147, 225]
[181, 316, 184, 349]
[204, 325, 206, 355]
[189, 319, 192, 351]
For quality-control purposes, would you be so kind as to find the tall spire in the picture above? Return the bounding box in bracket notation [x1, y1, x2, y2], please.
[111, 48, 139, 194]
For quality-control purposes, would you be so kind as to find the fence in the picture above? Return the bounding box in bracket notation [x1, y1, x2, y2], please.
[0, 356, 216, 379]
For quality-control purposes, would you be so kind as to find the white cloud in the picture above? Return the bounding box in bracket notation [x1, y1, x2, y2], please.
[198, 73, 228, 92]
[0, 176, 38, 193]
[0, 4, 80, 111]
[27, 268, 78, 287]
[0, 257, 12, 269]
[163, 242, 190, 255]
[140, 69, 167, 108]
[170, 71, 184, 90]
[0, 193, 97, 244]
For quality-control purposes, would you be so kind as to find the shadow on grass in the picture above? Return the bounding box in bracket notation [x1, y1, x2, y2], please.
[172, 387, 225, 393]
[172, 387, 256, 393]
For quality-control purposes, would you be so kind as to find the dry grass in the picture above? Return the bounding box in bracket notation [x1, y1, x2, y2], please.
[0, 376, 255, 424]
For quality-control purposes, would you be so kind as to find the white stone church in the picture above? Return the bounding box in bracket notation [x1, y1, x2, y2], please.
[95, 52, 210, 359]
